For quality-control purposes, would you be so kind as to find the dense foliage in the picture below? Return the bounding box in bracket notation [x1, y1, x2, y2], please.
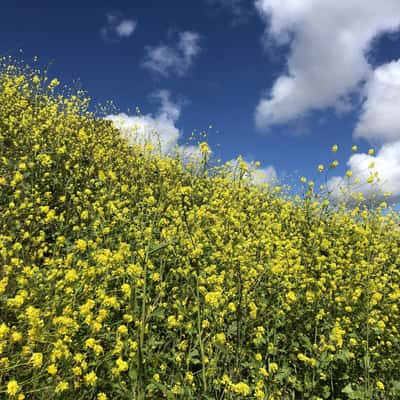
[1, 58, 400, 399]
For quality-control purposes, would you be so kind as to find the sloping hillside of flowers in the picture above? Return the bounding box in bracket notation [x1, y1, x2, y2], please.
[1, 58, 400, 399]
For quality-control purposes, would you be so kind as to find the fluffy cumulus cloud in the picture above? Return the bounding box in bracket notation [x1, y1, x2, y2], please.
[104, 91, 204, 163]
[101, 13, 137, 41]
[251, 164, 277, 185]
[354, 59, 400, 144]
[254, 0, 400, 130]
[327, 141, 400, 205]
[328, 59, 400, 206]
[105, 90, 181, 154]
[142, 31, 201, 78]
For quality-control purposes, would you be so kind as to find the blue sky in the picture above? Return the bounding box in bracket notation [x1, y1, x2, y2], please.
[2, 0, 400, 208]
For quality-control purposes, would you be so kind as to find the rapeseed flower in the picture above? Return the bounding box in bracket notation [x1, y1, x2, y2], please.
[0, 57, 399, 400]
[231, 382, 250, 396]
[84, 371, 98, 386]
[47, 364, 57, 375]
[7, 380, 19, 396]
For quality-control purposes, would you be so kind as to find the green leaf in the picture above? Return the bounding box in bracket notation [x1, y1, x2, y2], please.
[341, 383, 365, 399]
[148, 240, 176, 255]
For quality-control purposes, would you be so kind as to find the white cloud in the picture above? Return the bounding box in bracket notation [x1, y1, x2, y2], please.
[227, 158, 277, 186]
[115, 20, 137, 37]
[327, 141, 400, 205]
[105, 90, 209, 163]
[142, 31, 201, 77]
[327, 59, 400, 207]
[105, 90, 182, 154]
[354, 59, 400, 144]
[254, 0, 400, 130]
[251, 165, 278, 185]
[101, 13, 137, 41]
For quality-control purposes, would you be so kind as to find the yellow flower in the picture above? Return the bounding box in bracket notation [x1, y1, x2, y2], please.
[31, 353, 43, 368]
[117, 325, 128, 335]
[167, 315, 178, 328]
[220, 374, 231, 385]
[55, 381, 69, 393]
[201, 319, 210, 329]
[298, 353, 309, 362]
[93, 345, 104, 356]
[11, 331, 22, 343]
[269, 362, 278, 373]
[84, 371, 98, 386]
[0, 323, 10, 338]
[73, 366, 82, 376]
[47, 364, 58, 375]
[85, 338, 96, 349]
[97, 394, 108, 400]
[286, 291, 296, 303]
[199, 142, 210, 154]
[332, 144, 338, 153]
[65, 269, 78, 282]
[231, 382, 250, 396]
[185, 371, 194, 383]
[249, 301, 257, 319]
[376, 381, 385, 391]
[151, 272, 160, 282]
[121, 283, 131, 298]
[330, 323, 346, 348]
[116, 358, 129, 372]
[214, 332, 226, 344]
[349, 338, 357, 346]
[49, 78, 60, 87]
[205, 291, 220, 307]
[7, 380, 19, 396]
[330, 160, 339, 168]
[171, 383, 182, 394]
[75, 239, 87, 252]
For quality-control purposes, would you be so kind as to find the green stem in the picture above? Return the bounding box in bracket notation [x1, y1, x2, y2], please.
[196, 273, 207, 393]
[137, 245, 149, 400]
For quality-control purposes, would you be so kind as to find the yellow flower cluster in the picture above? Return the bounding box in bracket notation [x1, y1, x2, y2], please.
[0, 57, 399, 399]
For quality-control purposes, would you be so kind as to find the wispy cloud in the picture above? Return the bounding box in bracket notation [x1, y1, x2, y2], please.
[142, 31, 201, 78]
[101, 12, 137, 42]
[254, 0, 400, 131]
[205, 0, 255, 25]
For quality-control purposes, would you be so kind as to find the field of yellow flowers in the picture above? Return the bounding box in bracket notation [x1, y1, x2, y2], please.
[0, 57, 400, 399]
